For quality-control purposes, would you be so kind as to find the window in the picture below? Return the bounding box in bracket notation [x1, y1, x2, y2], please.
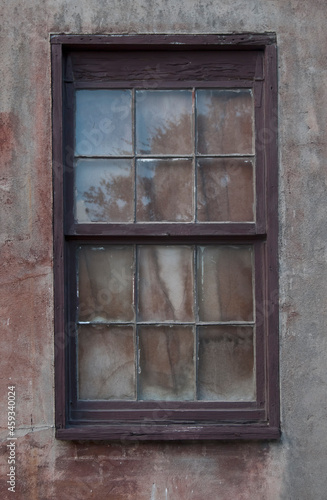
[52, 34, 279, 440]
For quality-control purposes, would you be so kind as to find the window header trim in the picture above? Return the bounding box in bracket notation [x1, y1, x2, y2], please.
[51, 33, 277, 49]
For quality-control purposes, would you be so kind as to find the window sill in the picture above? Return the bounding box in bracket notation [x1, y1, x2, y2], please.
[56, 423, 281, 441]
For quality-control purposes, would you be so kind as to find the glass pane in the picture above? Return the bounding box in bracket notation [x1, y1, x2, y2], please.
[78, 246, 134, 323]
[196, 89, 254, 154]
[197, 158, 254, 222]
[198, 326, 255, 401]
[136, 90, 193, 154]
[75, 159, 134, 223]
[138, 245, 194, 322]
[138, 325, 195, 401]
[136, 159, 193, 222]
[75, 90, 133, 156]
[78, 325, 135, 400]
[197, 246, 253, 322]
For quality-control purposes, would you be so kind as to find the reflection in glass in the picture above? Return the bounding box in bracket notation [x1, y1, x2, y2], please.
[198, 326, 255, 401]
[75, 90, 133, 156]
[136, 90, 193, 154]
[196, 89, 254, 154]
[197, 158, 254, 222]
[78, 325, 135, 400]
[78, 246, 134, 323]
[197, 245, 253, 321]
[138, 245, 194, 322]
[136, 159, 193, 222]
[75, 159, 134, 223]
[138, 325, 195, 400]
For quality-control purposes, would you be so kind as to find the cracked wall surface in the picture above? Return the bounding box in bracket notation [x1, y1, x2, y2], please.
[1, 0, 327, 498]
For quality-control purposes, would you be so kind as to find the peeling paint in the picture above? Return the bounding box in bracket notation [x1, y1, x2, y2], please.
[151, 483, 157, 500]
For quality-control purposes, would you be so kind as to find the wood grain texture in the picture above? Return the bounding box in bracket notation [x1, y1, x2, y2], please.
[68, 222, 260, 237]
[57, 424, 280, 441]
[51, 33, 277, 48]
[52, 43, 66, 430]
[68, 50, 263, 83]
[264, 44, 279, 428]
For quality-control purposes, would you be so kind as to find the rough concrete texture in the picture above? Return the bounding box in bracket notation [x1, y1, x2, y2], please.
[1, 0, 327, 498]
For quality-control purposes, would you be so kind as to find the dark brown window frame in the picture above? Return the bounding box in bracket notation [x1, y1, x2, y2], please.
[52, 33, 279, 440]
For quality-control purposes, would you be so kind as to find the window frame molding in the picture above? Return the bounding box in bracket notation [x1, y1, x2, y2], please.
[51, 33, 279, 441]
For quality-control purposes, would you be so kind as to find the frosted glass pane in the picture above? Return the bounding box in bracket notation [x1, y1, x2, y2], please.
[75, 90, 132, 156]
[138, 245, 194, 322]
[78, 246, 134, 323]
[197, 89, 254, 154]
[198, 326, 255, 401]
[136, 159, 193, 222]
[197, 158, 254, 222]
[136, 90, 193, 154]
[138, 325, 195, 401]
[78, 325, 135, 400]
[75, 159, 134, 223]
[197, 246, 253, 321]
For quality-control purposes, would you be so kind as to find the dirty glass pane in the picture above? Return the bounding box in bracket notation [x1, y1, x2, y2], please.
[136, 159, 193, 222]
[136, 90, 193, 154]
[138, 245, 194, 322]
[78, 246, 134, 323]
[138, 325, 195, 401]
[197, 245, 253, 322]
[75, 90, 133, 156]
[196, 89, 254, 154]
[198, 326, 255, 401]
[197, 158, 254, 222]
[78, 325, 135, 400]
[75, 159, 134, 223]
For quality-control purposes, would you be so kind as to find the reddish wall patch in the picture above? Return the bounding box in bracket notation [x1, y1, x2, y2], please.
[0, 112, 17, 173]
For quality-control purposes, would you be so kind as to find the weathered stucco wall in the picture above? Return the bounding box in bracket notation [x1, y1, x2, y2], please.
[1, 0, 327, 498]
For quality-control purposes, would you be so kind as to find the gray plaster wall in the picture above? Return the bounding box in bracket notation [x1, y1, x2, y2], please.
[1, 0, 327, 498]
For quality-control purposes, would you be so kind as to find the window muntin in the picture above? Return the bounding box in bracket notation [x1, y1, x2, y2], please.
[73, 87, 256, 404]
[77, 244, 255, 402]
[73, 88, 255, 225]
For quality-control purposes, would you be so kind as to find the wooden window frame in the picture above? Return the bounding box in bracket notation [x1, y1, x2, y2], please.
[52, 34, 279, 440]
